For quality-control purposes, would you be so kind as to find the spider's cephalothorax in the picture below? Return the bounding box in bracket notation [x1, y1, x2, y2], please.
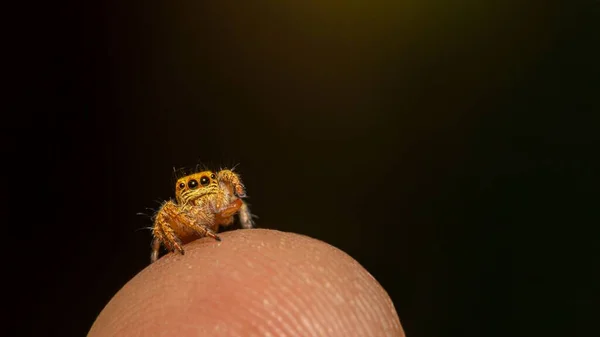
[150, 169, 254, 263]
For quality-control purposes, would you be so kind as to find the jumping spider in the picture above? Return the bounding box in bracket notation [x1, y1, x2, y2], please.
[150, 169, 254, 263]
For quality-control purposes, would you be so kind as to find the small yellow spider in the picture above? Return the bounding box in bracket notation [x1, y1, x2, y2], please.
[150, 169, 254, 263]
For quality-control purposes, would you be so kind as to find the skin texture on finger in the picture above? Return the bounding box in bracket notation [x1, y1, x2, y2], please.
[88, 229, 404, 337]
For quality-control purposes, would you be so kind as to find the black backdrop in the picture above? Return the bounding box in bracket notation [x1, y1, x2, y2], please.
[5, 1, 599, 337]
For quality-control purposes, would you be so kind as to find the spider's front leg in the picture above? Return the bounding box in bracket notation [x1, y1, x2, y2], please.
[184, 204, 223, 240]
[151, 200, 185, 263]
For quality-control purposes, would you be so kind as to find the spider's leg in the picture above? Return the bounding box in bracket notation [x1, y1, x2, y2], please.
[151, 207, 170, 263]
[152, 201, 185, 262]
[150, 236, 161, 263]
[238, 200, 255, 229]
[186, 205, 222, 241]
[191, 224, 221, 241]
[160, 219, 184, 255]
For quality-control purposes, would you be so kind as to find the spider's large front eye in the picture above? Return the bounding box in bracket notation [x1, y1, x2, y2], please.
[188, 179, 198, 189]
[200, 176, 210, 186]
[178, 182, 185, 189]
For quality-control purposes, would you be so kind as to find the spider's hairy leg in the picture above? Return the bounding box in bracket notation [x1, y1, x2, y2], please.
[185, 204, 223, 241]
[151, 200, 185, 262]
[151, 221, 168, 263]
[150, 237, 161, 263]
[238, 201, 255, 229]
[217, 169, 247, 197]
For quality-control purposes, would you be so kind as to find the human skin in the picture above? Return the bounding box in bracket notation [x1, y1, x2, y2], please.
[88, 229, 405, 337]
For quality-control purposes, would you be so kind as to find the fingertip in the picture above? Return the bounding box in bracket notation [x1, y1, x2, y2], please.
[89, 229, 404, 337]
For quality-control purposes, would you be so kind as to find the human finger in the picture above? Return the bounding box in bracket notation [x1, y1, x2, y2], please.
[88, 229, 404, 337]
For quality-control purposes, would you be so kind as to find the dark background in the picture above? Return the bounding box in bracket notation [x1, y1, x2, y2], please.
[4, 1, 599, 336]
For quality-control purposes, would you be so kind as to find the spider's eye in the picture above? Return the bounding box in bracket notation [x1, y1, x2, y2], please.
[210, 173, 216, 179]
[200, 176, 210, 186]
[178, 182, 185, 189]
[188, 179, 199, 189]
